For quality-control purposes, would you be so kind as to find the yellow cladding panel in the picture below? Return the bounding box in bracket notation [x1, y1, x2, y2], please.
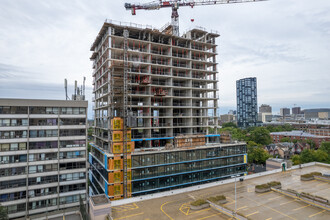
[113, 143, 123, 154]
[114, 172, 121, 183]
[113, 131, 123, 142]
[114, 184, 123, 196]
[244, 154, 247, 163]
[112, 131, 131, 142]
[111, 117, 123, 130]
[114, 159, 122, 170]
[112, 142, 134, 154]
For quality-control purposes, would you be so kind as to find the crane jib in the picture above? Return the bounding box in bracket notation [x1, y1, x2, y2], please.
[124, 0, 267, 36]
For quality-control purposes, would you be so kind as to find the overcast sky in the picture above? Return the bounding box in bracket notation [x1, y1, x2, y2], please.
[0, 0, 329, 117]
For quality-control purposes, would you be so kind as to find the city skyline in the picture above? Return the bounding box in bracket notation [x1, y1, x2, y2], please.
[0, 0, 329, 117]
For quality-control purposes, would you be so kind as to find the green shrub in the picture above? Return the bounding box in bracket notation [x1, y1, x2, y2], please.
[301, 173, 313, 178]
[268, 181, 281, 187]
[310, 172, 322, 176]
[208, 195, 226, 203]
[190, 199, 207, 206]
[255, 184, 270, 189]
[301, 172, 322, 178]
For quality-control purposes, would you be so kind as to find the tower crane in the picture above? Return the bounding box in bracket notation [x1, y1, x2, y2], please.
[125, 0, 267, 36]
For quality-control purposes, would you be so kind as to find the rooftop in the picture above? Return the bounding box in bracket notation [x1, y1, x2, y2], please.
[111, 163, 330, 220]
[0, 98, 88, 107]
[90, 19, 219, 51]
[270, 130, 329, 138]
[90, 194, 110, 206]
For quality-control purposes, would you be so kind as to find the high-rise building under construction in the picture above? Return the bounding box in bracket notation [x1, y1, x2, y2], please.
[89, 20, 247, 200]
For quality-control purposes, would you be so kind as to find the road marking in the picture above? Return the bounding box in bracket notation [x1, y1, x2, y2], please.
[179, 203, 190, 215]
[188, 194, 196, 200]
[113, 203, 139, 212]
[245, 196, 296, 220]
[309, 210, 325, 218]
[160, 201, 174, 220]
[237, 206, 248, 211]
[257, 191, 273, 197]
[293, 204, 310, 211]
[268, 195, 284, 201]
[265, 218, 272, 220]
[224, 197, 236, 206]
[113, 212, 144, 220]
[197, 213, 223, 220]
[246, 211, 259, 217]
[179, 203, 211, 216]
[190, 208, 212, 215]
[247, 188, 254, 193]
[280, 199, 297, 205]
[316, 182, 327, 187]
[206, 204, 240, 220]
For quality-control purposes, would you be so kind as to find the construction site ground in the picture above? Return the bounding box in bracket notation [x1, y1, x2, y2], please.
[111, 165, 330, 220]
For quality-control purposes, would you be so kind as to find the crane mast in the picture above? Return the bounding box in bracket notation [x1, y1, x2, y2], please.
[125, 0, 267, 36]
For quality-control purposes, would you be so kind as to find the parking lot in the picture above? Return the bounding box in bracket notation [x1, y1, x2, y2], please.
[112, 165, 330, 220]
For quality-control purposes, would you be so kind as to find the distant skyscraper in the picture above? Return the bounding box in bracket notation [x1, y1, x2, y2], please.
[228, 110, 237, 115]
[292, 107, 301, 115]
[236, 77, 258, 128]
[259, 104, 272, 114]
[280, 108, 290, 116]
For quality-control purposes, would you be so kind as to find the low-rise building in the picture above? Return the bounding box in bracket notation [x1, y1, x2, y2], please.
[220, 114, 235, 125]
[258, 112, 272, 123]
[270, 130, 330, 148]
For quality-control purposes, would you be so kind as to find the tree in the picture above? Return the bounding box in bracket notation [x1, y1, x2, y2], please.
[265, 124, 294, 132]
[249, 127, 272, 145]
[292, 155, 302, 165]
[0, 204, 8, 220]
[313, 150, 329, 163]
[306, 139, 316, 150]
[222, 122, 237, 128]
[319, 142, 330, 155]
[248, 146, 270, 164]
[219, 127, 247, 141]
[280, 137, 291, 142]
[88, 127, 93, 138]
[300, 149, 314, 163]
[247, 141, 260, 148]
[87, 143, 92, 153]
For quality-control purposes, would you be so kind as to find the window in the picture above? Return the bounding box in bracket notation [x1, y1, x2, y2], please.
[0, 143, 9, 151]
[29, 166, 37, 174]
[19, 143, 26, 150]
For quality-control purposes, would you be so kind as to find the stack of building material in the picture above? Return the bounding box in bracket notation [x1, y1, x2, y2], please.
[174, 134, 205, 148]
[220, 131, 231, 143]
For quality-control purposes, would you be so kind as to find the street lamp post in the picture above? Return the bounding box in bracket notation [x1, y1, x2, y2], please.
[231, 174, 240, 216]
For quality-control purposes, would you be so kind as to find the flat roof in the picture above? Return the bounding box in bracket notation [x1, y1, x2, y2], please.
[90, 19, 219, 51]
[91, 194, 110, 206]
[111, 163, 330, 220]
[0, 98, 88, 108]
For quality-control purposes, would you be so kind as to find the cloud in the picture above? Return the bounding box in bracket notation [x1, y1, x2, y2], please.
[0, 0, 329, 118]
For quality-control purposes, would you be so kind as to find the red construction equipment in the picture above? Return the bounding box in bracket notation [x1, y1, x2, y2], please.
[125, 0, 267, 36]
